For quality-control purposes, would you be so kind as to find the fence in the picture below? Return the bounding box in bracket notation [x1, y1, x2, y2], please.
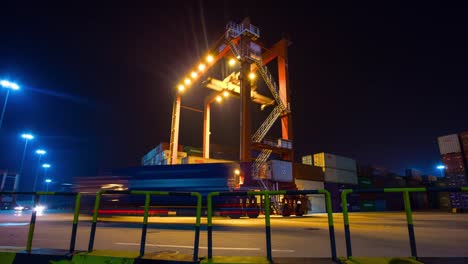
[0, 191, 81, 253]
[206, 189, 337, 262]
[341, 187, 468, 260]
[87, 190, 202, 261]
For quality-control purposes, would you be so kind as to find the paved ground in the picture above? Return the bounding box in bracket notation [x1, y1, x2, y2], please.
[0, 210, 467, 259]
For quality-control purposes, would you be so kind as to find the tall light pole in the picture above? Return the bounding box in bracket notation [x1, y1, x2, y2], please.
[16, 133, 34, 191]
[33, 150, 47, 192]
[0, 80, 20, 129]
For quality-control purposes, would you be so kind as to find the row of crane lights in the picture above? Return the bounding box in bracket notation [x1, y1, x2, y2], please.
[176, 54, 215, 93]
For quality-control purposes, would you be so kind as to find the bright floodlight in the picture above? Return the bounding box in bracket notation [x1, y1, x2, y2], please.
[36, 149, 46, 155]
[436, 165, 446, 170]
[178, 84, 185, 92]
[198, 63, 206, 71]
[248, 72, 256, 80]
[223, 91, 229, 97]
[190, 71, 198, 78]
[21, 133, 34, 140]
[206, 54, 214, 63]
[45, 179, 52, 183]
[234, 169, 240, 175]
[184, 78, 191, 85]
[229, 58, 236, 66]
[42, 163, 51, 168]
[0, 80, 20, 90]
[215, 95, 222, 103]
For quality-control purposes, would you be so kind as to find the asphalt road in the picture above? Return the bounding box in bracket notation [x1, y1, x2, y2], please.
[0, 211, 467, 258]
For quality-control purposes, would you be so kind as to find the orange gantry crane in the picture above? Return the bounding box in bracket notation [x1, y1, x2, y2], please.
[169, 18, 293, 191]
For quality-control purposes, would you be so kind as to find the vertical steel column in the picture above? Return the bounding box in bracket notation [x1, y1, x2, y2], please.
[26, 194, 40, 253]
[239, 35, 252, 163]
[139, 193, 151, 257]
[88, 191, 102, 252]
[169, 95, 181, 165]
[264, 193, 272, 262]
[403, 191, 418, 258]
[203, 103, 211, 159]
[69, 193, 81, 253]
[341, 189, 353, 258]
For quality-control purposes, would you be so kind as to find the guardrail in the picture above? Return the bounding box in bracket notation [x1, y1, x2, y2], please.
[0, 191, 81, 254]
[207, 189, 337, 262]
[341, 187, 468, 260]
[87, 190, 202, 261]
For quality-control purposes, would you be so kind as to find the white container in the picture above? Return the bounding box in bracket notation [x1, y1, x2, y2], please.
[265, 160, 293, 182]
[438, 134, 461, 155]
[313, 152, 357, 172]
[294, 180, 326, 213]
[324, 167, 358, 185]
[278, 139, 292, 149]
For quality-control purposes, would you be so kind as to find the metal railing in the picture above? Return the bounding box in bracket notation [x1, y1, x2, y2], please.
[0, 191, 81, 254]
[341, 187, 468, 260]
[87, 190, 202, 261]
[207, 189, 337, 262]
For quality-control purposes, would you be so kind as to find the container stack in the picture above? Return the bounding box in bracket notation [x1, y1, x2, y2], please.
[438, 133, 468, 211]
[141, 142, 186, 166]
[293, 163, 325, 213]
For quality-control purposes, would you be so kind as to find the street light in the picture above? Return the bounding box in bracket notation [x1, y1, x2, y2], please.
[436, 165, 446, 177]
[16, 133, 34, 191]
[33, 149, 47, 192]
[42, 163, 51, 168]
[0, 80, 20, 129]
[44, 179, 52, 193]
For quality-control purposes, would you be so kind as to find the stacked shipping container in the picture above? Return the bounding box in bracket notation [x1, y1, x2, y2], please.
[438, 132, 468, 210]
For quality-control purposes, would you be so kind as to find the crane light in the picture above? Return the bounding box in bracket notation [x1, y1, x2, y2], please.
[184, 78, 191, 85]
[223, 91, 229, 97]
[228, 58, 236, 66]
[190, 71, 198, 78]
[215, 95, 222, 103]
[206, 55, 214, 63]
[198, 63, 206, 71]
[178, 84, 185, 92]
[248, 72, 256, 80]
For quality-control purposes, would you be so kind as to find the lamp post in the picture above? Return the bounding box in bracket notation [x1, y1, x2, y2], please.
[0, 80, 20, 129]
[33, 149, 47, 192]
[15, 133, 34, 191]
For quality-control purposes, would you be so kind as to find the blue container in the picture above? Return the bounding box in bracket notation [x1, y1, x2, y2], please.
[375, 199, 386, 211]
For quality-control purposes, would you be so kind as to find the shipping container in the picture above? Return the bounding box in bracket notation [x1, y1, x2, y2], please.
[295, 180, 325, 213]
[324, 182, 359, 212]
[293, 163, 324, 181]
[265, 160, 293, 182]
[324, 167, 358, 185]
[182, 156, 234, 164]
[302, 155, 313, 166]
[375, 200, 386, 211]
[441, 152, 466, 174]
[313, 152, 357, 172]
[277, 139, 292, 149]
[438, 134, 462, 155]
[184, 146, 203, 157]
[360, 200, 375, 212]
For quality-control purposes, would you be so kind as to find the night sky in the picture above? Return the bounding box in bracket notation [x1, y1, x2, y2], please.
[1, 2, 467, 190]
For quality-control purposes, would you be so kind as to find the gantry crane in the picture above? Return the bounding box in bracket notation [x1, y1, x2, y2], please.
[169, 18, 293, 196]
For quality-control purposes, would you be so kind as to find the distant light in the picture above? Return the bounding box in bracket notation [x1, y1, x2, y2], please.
[0, 80, 20, 90]
[42, 163, 51, 168]
[36, 149, 46, 155]
[21, 133, 34, 140]
[45, 179, 52, 183]
[228, 58, 236, 66]
[215, 95, 222, 103]
[436, 165, 446, 170]
[33, 205, 46, 212]
[234, 169, 240, 175]
[198, 63, 206, 71]
[14, 206, 25, 211]
[178, 84, 185, 92]
[223, 91, 229, 97]
[248, 72, 256, 80]
[184, 78, 191, 85]
[206, 54, 214, 63]
[190, 71, 198, 78]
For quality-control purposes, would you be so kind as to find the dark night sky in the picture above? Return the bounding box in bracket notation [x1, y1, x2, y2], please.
[1, 2, 467, 190]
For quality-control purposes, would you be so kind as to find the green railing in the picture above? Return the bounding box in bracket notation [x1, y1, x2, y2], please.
[0, 191, 81, 254]
[207, 189, 337, 262]
[341, 187, 468, 260]
[87, 190, 202, 261]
